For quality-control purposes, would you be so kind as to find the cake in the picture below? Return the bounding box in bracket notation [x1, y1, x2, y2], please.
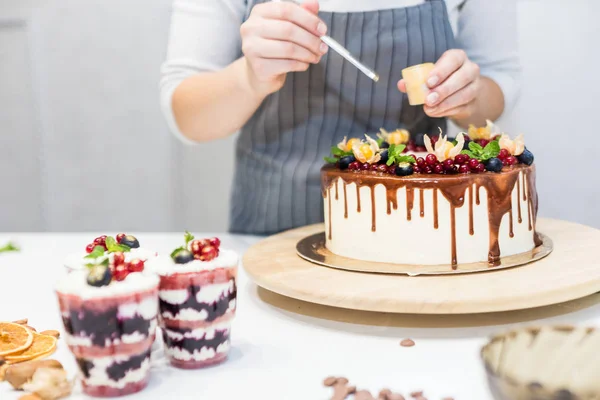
[147, 232, 238, 369]
[322, 122, 541, 267]
[56, 238, 159, 397]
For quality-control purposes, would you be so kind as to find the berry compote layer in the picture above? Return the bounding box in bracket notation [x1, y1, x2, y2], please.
[148, 249, 238, 369]
[56, 271, 159, 397]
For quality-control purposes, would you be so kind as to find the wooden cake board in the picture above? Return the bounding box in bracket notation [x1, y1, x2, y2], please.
[243, 218, 600, 314]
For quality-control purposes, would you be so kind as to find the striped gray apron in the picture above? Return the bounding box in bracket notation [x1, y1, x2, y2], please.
[230, 0, 456, 234]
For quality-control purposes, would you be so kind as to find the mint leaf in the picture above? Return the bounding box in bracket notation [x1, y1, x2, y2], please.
[331, 147, 347, 157]
[85, 258, 109, 268]
[105, 236, 131, 253]
[376, 138, 385, 147]
[0, 242, 19, 253]
[461, 150, 476, 158]
[397, 155, 416, 164]
[481, 140, 500, 161]
[184, 231, 194, 246]
[85, 245, 106, 259]
[324, 156, 338, 164]
[170, 246, 186, 259]
[386, 144, 408, 166]
[469, 142, 484, 153]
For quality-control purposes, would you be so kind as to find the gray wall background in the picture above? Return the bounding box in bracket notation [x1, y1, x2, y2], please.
[1, 0, 599, 232]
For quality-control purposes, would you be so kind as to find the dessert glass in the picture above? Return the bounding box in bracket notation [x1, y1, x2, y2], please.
[150, 250, 238, 369]
[56, 271, 159, 397]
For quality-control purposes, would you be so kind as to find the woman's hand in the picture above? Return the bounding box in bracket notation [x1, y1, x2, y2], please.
[240, 0, 328, 97]
[398, 49, 483, 122]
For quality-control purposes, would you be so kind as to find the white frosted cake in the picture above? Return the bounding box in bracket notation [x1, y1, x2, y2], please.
[322, 124, 540, 267]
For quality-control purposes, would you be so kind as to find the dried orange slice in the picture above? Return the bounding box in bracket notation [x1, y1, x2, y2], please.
[5, 332, 57, 363]
[0, 322, 34, 357]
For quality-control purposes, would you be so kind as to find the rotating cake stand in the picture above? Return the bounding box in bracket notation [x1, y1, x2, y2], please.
[243, 218, 600, 314]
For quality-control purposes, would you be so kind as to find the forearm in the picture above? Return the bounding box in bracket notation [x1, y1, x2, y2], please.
[451, 76, 505, 129]
[171, 57, 267, 142]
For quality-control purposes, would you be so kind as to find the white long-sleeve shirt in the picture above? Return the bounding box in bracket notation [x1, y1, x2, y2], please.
[160, 0, 520, 142]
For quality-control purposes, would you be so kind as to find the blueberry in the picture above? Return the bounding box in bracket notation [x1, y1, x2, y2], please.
[414, 133, 425, 147]
[485, 157, 503, 173]
[517, 149, 534, 165]
[379, 150, 389, 164]
[173, 249, 194, 264]
[338, 155, 356, 170]
[120, 235, 140, 249]
[380, 141, 390, 149]
[87, 265, 112, 287]
[395, 162, 414, 176]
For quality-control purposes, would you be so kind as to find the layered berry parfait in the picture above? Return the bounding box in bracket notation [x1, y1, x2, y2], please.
[64, 233, 157, 273]
[147, 232, 238, 369]
[56, 237, 159, 397]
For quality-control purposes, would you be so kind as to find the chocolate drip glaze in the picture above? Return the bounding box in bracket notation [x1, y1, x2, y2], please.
[159, 280, 236, 323]
[62, 308, 153, 347]
[419, 189, 425, 218]
[433, 189, 439, 229]
[322, 165, 539, 266]
[516, 178, 522, 223]
[406, 188, 414, 221]
[343, 183, 348, 218]
[468, 185, 474, 235]
[356, 185, 361, 212]
[328, 186, 332, 240]
[370, 187, 376, 232]
[334, 180, 338, 200]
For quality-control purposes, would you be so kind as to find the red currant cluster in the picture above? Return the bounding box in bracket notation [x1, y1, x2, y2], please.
[347, 161, 397, 175]
[414, 154, 486, 174]
[86, 235, 109, 253]
[111, 252, 145, 282]
[404, 139, 427, 153]
[190, 237, 221, 262]
[497, 149, 518, 166]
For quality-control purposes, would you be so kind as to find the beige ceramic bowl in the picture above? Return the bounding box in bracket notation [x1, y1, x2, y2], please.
[481, 326, 600, 400]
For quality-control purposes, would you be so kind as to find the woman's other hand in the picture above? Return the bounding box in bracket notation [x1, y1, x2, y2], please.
[240, 0, 328, 97]
[398, 49, 486, 124]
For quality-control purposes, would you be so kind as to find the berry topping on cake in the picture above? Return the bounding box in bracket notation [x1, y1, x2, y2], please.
[338, 155, 356, 170]
[379, 149, 389, 164]
[120, 235, 140, 249]
[324, 124, 534, 175]
[518, 149, 535, 165]
[348, 161, 360, 171]
[395, 162, 414, 176]
[485, 157, 503, 173]
[169, 231, 222, 265]
[86, 265, 112, 287]
[378, 128, 410, 146]
[116, 233, 126, 243]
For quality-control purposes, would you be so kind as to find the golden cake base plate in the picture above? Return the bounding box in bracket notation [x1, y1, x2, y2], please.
[243, 218, 600, 314]
[296, 232, 553, 276]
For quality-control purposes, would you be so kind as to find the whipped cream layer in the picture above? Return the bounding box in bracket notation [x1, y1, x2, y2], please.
[56, 270, 159, 299]
[64, 247, 158, 271]
[165, 341, 230, 362]
[323, 166, 539, 266]
[147, 249, 238, 275]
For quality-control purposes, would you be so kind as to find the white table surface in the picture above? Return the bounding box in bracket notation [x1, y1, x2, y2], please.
[1, 233, 600, 400]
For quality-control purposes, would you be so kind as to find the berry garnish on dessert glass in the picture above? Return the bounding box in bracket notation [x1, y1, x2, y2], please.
[55, 251, 159, 397]
[146, 232, 238, 369]
[64, 234, 157, 273]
